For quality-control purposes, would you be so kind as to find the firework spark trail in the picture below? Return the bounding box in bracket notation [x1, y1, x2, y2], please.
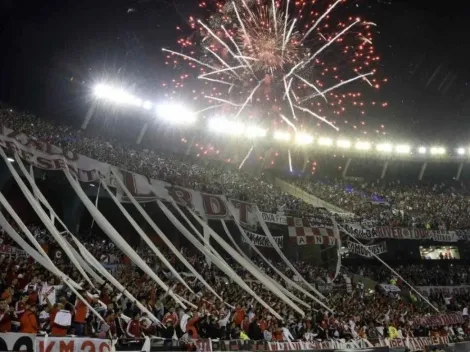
[222, 26, 255, 74]
[283, 19, 297, 51]
[294, 74, 327, 102]
[162, 48, 219, 71]
[241, 0, 255, 21]
[301, 20, 360, 69]
[205, 47, 243, 79]
[234, 80, 263, 118]
[204, 96, 246, 106]
[288, 149, 293, 172]
[195, 104, 223, 114]
[294, 105, 338, 131]
[239, 145, 254, 169]
[199, 65, 246, 77]
[272, 0, 278, 35]
[198, 20, 241, 63]
[282, 0, 290, 56]
[280, 114, 297, 132]
[301, 0, 343, 43]
[283, 77, 293, 99]
[283, 78, 297, 121]
[199, 76, 235, 86]
[301, 71, 375, 102]
[232, 2, 251, 47]
[285, 60, 304, 79]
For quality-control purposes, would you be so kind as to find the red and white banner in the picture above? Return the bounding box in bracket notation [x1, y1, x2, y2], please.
[417, 285, 470, 296]
[36, 336, 112, 352]
[287, 217, 336, 246]
[413, 312, 463, 326]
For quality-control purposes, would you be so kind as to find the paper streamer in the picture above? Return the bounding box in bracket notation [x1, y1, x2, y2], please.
[110, 168, 223, 301]
[255, 206, 327, 301]
[63, 168, 186, 309]
[183, 204, 305, 316]
[0, 150, 95, 288]
[99, 178, 193, 293]
[159, 200, 286, 319]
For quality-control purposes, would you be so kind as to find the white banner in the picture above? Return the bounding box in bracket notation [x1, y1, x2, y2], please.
[416, 285, 470, 296]
[379, 283, 401, 293]
[347, 241, 387, 257]
[0, 244, 27, 257]
[344, 223, 458, 242]
[241, 230, 283, 248]
[0, 333, 34, 352]
[260, 212, 287, 225]
[36, 336, 112, 352]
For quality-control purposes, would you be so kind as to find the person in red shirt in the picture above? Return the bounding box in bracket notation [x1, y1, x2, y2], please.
[51, 303, 72, 337]
[26, 285, 38, 306]
[162, 307, 179, 328]
[126, 312, 142, 338]
[0, 299, 11, 332]
[73, 296, 92, 336]
[20, 305, 39, 334]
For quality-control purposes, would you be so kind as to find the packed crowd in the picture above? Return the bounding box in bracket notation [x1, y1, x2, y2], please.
[0, 218, 468, 343]
[293, 178, 470, 230]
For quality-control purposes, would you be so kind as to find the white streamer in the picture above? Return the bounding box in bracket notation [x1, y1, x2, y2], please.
[159, 200, 286, 319]
[1, 150, 95, 288]
[110, 168, 223, 301]
[220, 220, 310, 309]
[63, 168, 186, 308]
[255, 206, 327, 301]
[98, 177, 193, 293]
[183, 204, 305, 316]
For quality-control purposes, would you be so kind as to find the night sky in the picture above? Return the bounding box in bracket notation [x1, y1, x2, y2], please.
[1, 0, 470, 142]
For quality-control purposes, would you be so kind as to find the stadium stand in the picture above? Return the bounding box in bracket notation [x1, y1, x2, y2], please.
[0, 104, 469, 352]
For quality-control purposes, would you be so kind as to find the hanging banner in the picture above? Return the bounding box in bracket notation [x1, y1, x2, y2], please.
[260, 212, 288, 225]
[347, 241, 387, 257]
[287, 217, 336, 246]
[0, 333, 34, 352]
[413, 312, 463, 326]
[0, 244, 27, 257]
[343, 223, 458, 242]
[241, 230, 283, 248]
[36, 336, 112, 352]
[416, 285, 470, 296]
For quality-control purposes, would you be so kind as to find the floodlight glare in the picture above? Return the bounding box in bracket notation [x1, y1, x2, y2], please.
[396, 145, 411, 154]
[355, 141, 371, 150]
[337, 140, 351, 149]
[318, 137, 333, 146]
[430, 147, 445, 155]
[376, 143, 393, 152]
[208, 118, 245, 136]
[143, 101, 153, 110]
[273, 131, 291, 141]
[94, 84, 111, 98]
[245, 125, 267, 138]
[93, 84, 142, 107]
[295, 132, 313, 145]
[156, 103, 196, 124]
[457, 147, 466, 155]
[418, 147, 427, 154]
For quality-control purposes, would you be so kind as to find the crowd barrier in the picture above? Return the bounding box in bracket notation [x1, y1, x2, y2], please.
[2, 333, 470, 352]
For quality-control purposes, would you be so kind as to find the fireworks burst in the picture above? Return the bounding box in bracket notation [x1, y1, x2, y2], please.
[163, 0, 387, 135]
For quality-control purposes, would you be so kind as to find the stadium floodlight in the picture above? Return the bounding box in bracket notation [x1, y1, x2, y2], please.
[93, 84, 141, 106]
[208, 117, 245, 136]
[430, 147, 445, 155]
[318, 137, 333, 146]
[355, 141, 371, 150]
[376, 143, 393, 152]
[395, 145, 411, 154]
[143, 101, 153, 110]
[457, 147, 466, 155]
[156, 103, 196, 124]
[245, 125, 267, 138]
[336, 139, 351, 149]
[295, 132, 313, 145]
[273, 131, 291, 141]
[418, 146, 427, 154]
